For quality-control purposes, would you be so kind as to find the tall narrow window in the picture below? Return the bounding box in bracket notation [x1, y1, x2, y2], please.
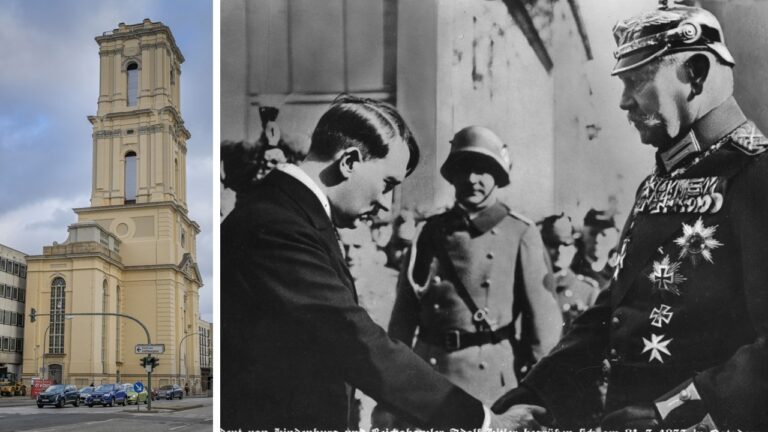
[174, 158, 180, 193]
[127, 62, 139, 106]
[49, 278, 66, 354]
[125, 152, 137, 203]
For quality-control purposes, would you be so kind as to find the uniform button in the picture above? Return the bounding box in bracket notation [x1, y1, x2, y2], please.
[564, 289, 573, 298]
[609, 348, 618, 361]
[679, 389, 690, 401]
[481, 279, 491, 288]
[486, 252, 494, 259]
[491, 228, 498, 235]
[611, 316, 621, 328]
[478, 361, 487, 370]
[432, 276, 442, 284]
[562, 303, 571, 312]
[433, 303, 440, 311]
[429, 358, 437, 366]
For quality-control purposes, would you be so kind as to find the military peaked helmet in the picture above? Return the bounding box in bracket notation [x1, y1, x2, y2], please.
[611, 0, 734, 75]
[441, 126, 511, 187]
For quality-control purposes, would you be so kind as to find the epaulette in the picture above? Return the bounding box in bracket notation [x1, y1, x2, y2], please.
[508, 209, 534, 226]
[575, 274, 599, 289]
[729, 122, 768, 155]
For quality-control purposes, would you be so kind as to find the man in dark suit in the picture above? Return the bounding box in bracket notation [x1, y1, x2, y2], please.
[493, 4, 768, 431]
[221, 95, 546, 430]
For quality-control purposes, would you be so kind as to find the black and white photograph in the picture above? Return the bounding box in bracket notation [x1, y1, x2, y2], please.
[215, 0, 768, 430]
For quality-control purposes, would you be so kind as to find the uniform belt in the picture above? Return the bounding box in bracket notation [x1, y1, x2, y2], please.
[419, 324, 512, 351]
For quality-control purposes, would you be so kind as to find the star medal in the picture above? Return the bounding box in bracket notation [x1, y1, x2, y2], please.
[642, 333, 673, 363]
[648, 256, 686, 295]
[674, 217, 723, 265]
[649, 304, 673, 328]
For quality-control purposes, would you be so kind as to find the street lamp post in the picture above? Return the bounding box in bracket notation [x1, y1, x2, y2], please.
[41, 317, 72, 382]
[64, 312, 154, 411]
[177, 332, 200, 392]
[30, 310, 155, 411]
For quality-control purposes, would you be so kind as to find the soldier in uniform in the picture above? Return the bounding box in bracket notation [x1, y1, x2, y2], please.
[374, 126, 562, 427]
[571, 209, 619, 290]
[493, 3, 768, 430]
[539, 214, 600, 332]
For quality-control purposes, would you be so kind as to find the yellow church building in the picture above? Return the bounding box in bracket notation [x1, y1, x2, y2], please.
[21, 19, 203, 392]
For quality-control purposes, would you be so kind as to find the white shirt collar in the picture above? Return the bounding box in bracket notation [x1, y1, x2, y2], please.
[276, 163, 332, 220]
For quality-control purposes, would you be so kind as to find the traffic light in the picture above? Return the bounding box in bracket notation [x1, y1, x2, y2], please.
[30, 308, 36, 323]
[151, 357, 159, 369]
[140, 357, 148, 368]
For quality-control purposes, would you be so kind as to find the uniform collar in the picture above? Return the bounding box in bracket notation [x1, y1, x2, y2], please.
[452, 200, 509, 235]
[657, 97, 746, 173]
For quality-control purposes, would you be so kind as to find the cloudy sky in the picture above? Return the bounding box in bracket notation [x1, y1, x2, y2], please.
[0, 0, 213, 322]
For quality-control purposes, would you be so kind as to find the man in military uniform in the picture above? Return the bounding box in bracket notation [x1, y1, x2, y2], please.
[539, 214, 600, 332]
[493, 3, 768, 430]
[374, 126, 562, 427]
[570, 209, 619, 290]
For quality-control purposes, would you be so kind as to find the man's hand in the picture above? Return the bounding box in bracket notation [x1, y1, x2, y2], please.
[601, 404, 660, 429]
[489, 404, 549, 430]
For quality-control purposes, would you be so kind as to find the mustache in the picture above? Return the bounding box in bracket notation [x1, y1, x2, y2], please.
[628, 112, 662, 127]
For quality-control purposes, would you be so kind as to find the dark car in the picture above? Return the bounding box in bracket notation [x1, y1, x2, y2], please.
[86, 383, 127, 407]
[156, 384, 183, 400]
[37, 384, 79, 408]
[78, 386, 95, 404]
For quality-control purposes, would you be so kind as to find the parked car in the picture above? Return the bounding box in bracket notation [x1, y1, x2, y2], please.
[78, 386, 95, 404]
[122, 383, 148, 405]
[37, 384, 79, 408]
[156, 384, 183, 400]
[86, 383, 127, 407]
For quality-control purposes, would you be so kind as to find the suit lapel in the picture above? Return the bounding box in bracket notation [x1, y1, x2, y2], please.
[265, 170, 358, 300]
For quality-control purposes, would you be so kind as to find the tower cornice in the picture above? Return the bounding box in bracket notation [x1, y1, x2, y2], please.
[95, 19, 184, 63]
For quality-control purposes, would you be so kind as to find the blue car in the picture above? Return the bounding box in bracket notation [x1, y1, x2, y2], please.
[86, 383, 127, 407]
[156, 384, 184, 400]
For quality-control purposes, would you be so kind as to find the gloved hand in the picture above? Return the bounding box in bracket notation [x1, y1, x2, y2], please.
[490, 404, 549, 431]
[601, 404, 660, 429]
[492, 385, 542, 414]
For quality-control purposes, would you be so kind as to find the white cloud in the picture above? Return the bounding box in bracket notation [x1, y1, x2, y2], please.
[0, 195, 88, 255]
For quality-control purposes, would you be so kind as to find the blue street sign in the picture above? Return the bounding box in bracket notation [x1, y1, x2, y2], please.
[134, 382, 145, 393]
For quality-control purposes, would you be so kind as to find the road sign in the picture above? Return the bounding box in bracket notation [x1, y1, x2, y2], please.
[134, 382, 145, 393]
[135, 344, 165, 354]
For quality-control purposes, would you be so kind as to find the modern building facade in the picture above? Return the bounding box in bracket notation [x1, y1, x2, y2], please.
[198, 319, 212, 393]
[0, 245, 26, 381]
[22, 19, 203, 391]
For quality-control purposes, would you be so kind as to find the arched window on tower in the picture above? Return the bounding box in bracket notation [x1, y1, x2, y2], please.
[127, 62, 139, 106]
[49, 278, 66, 354]
[125, 151, 137, 204]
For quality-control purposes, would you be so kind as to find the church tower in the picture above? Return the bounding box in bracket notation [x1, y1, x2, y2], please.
[22, 20, 203, 392]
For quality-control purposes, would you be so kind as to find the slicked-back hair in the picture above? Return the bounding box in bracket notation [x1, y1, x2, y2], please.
[310, 94, 420, 176]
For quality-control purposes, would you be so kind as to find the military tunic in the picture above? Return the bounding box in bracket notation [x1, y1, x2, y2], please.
[551, 269, 600, 332]
[518, 98, 768, 430]
[387, 201, 563, 406]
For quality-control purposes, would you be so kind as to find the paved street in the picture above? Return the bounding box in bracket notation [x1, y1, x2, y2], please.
[0, 396, 213, 432]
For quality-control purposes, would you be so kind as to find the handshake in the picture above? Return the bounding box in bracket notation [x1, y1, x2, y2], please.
[487, 387, 552, 430]
[489, 404, 550, 430]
